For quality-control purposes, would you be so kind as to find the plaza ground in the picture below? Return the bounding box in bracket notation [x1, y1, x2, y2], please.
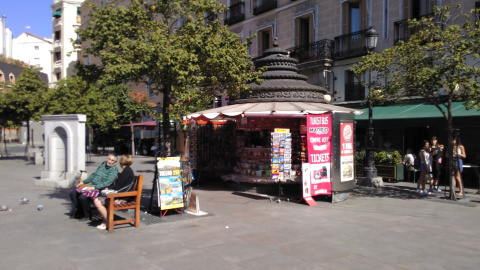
[1, 143, 480, 269]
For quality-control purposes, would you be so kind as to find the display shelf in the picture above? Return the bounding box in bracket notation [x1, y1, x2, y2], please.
[221, 173, 301, 184]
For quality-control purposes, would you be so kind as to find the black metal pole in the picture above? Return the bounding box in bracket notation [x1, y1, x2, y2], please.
[364, 68, 377, 180]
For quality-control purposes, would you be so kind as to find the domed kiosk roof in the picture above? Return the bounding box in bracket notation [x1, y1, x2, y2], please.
[185, 41, 363, 120]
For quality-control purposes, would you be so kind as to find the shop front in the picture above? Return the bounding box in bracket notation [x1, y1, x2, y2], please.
[184, 43, 363, 202]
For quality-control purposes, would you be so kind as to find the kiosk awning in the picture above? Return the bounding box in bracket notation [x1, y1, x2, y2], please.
[354, 102, 480, 121]
[185, 102, 363, 120]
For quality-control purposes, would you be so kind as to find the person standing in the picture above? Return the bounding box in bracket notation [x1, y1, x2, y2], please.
[452, 137, 466, 196]
[430, 136, 443, 192]
[403, 148, 415, 182]
[416, 140, 432, 195]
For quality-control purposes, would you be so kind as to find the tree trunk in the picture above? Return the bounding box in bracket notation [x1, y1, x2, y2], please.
[161, 84, 172, 158]
[446, 99, 456, 200]
[130, 121, 135, 157]
[25, 120, 30, 161]
[0, 125, 4, 156]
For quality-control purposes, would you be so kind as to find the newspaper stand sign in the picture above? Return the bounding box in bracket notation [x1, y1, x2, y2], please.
[156, 157, 184, 217]
[299, 114, 332, 206]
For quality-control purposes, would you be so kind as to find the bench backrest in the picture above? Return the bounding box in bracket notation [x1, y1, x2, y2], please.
[133, 175, 143, 193]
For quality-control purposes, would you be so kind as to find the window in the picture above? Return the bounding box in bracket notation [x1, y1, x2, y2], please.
[54, 52, 61, 62]
[342, 0, 367, 34]
[405, 0, 435, 19]
[344, 70, 365, 101]
[0, 72, 4, 83]
[100, 0, 104, 8]
[54, 31, 61, 41]
[295, 14, 313, 46]
[56, 72, 61, 81]
[258, 28, 272, 55]
[9, 73, 15, 84]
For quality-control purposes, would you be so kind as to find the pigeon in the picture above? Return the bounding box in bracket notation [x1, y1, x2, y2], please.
[37, 205, 43, 211]
[1, 205, 8, 211]
[20, 198, 29, 204]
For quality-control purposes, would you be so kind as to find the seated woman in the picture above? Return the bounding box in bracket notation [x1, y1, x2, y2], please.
[70, 154, 118, 220]
[93, 155, 135, 230]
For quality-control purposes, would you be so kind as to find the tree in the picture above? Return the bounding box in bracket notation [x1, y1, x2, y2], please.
[119, 89, 158, 156]
[352, 5, 480, 199]
[45, 76, 124, 131]
[0, 66, 48, 149]
[78, 0, 262, 156]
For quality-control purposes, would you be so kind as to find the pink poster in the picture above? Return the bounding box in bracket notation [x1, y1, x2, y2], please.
[306, 114, 332, 195]
[340, 122, 355, 182]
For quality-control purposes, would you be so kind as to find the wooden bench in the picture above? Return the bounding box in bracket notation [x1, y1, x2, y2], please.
[105, 174, 144, 231]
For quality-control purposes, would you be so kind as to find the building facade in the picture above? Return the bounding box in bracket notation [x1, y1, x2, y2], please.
[50, 0, 85, 85]
[220, 0, 480, 184]
[0, 15, 13, 58]
[12, 33, 53, 83]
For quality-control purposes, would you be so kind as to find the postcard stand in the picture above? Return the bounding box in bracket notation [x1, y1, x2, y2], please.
[150, 156, 185, 217]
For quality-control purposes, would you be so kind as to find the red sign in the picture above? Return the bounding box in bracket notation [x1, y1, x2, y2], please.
[340, 122, 355, 182]
[305, 114, 332, 195]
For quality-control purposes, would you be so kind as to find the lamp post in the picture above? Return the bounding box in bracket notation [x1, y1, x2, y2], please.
[364, 27, 379, 180]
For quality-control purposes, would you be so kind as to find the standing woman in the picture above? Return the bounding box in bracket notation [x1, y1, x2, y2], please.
[416, 140, 432, 195]
[430, 136, 443, 192]
[452, 138, 466, 196]
[93, 155, 135, 230]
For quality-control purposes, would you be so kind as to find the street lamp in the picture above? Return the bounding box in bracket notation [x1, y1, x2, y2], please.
[364, 27, 379, 180]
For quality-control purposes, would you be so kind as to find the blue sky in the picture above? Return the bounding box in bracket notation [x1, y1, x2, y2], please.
[1, 0, 53, 38]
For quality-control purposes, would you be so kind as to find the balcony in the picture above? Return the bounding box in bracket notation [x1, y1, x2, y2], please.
[253, 0, 277, 16]
[333, 29, 370, 60]
[287, 39, 334, 67]
[224, 1, 245, 25]
[394, 13, 435, 45]
[344, 82, 365, 101]
[54, 18, 62, 28]
[54, 40, 61, 48]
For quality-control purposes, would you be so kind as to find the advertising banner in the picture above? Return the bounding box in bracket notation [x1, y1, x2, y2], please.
[156, 157, 184, 210]
[306, 114, 332, 195]
[340, 122, 355, 182]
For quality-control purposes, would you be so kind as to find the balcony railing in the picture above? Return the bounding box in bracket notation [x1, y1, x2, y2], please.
[54, 18, 62, 28]
[333, 29, 370, 60]
[287, 39, 334, 64]
[54, 40, 61, 47]
[253, 0, 277, 16]
[344, 82, 365, 101]
[394, 13, 435, 44]
[224, 1, 245, 25]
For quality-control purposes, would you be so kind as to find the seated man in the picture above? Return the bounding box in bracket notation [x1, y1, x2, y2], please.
[69, 154, 118, 220]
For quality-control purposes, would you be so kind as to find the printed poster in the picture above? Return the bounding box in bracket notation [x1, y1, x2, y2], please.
[157, 157, 184, 209]
[306, 114, 332, 195]
[340, 122, 355, 182]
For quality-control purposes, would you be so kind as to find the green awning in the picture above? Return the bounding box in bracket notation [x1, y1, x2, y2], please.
[354, 102, 480, 121]
[52, 10, 62, 17]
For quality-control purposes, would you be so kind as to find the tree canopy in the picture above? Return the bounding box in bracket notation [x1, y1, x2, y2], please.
[77, 0, 262, 137]
[353, 5, 480, 114]
[352, 4, 480, 199]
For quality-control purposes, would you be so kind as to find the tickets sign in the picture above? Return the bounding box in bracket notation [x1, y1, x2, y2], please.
[306, 114, 332, 195]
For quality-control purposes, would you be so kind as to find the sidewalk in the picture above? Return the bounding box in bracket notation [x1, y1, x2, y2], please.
[1, 143, 480, 269]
